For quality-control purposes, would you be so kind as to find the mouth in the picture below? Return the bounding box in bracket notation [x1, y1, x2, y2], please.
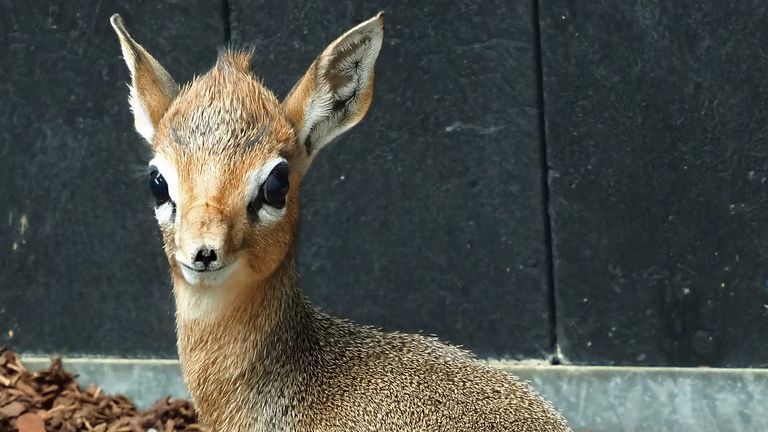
[178, 261, 231, 274]
[176, 259, 237, 286]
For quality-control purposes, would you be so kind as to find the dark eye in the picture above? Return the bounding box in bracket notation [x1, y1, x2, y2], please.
[261, 162, 290, 208]
[149, 169, 171, 205]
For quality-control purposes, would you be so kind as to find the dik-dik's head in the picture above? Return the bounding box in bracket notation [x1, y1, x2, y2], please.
[110, 14, 383, 292]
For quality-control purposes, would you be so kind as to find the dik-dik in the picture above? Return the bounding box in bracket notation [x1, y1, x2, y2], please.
[110, 13, 571, 432]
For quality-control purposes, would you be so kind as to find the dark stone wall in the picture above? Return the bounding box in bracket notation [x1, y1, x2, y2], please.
[1, 1, 766, 366]
[540, 0, 768, 367]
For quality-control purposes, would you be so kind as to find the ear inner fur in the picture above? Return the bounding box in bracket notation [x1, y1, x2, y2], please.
[110, 14, 179, 142]
[281, 13, 384, 170]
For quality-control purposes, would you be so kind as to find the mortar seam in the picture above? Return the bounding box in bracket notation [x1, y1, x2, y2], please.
[531, 0, 559, 364]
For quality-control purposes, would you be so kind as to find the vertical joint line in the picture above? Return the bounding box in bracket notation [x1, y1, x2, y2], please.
[222, 0, 232, 43]
[532, 0, 559, 364]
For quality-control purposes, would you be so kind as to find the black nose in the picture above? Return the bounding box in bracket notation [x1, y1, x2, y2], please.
[193, 247, 218, 269]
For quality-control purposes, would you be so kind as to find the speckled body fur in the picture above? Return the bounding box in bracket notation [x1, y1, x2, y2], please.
[177, 259, 570, 431]
[110, 13, 571, 432]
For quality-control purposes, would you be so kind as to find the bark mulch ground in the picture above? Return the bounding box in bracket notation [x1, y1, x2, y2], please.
[0, 347, 206, 432]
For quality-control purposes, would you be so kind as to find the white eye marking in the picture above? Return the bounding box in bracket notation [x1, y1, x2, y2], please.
[154, 202, 174, 225]
[246, 157, 288, 226]
[246, 157, 288, 198]
[148, 156, 180, 226]
[148, 156, 179, 202]
[257, 205, 286, 226]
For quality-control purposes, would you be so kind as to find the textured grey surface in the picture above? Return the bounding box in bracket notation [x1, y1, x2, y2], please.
[540, 1, 768, 366]
[22, 356, 768, 432]
[0, 1, 224, 356]
[512, 365, 768, 432]
[23, 357, 187, 411]
[232, 0, 552, 359]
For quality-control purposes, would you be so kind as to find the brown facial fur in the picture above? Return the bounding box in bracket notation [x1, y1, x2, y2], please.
[153, 53, 301, 286]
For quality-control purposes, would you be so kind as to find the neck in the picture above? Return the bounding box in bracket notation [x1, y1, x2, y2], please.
[174, 256, 316, 430]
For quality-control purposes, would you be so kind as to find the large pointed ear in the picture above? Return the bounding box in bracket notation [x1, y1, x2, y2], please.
[110, 14, 179, 144]
[283, 13, 384, 169]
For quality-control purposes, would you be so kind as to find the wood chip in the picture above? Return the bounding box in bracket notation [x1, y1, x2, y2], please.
[0, 400, 26, 418]
[17, 413, 46, 432]
[0, 347, 208, 431]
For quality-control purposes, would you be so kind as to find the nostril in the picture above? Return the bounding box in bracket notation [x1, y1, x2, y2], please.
[193, 247, 218, 268]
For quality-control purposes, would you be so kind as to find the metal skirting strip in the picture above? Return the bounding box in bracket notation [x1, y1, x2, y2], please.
[20, 356, 767, 432]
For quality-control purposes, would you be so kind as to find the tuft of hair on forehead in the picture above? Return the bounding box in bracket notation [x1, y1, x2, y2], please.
[215, 47, 255, 73]
[155, 46, 295, 158]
